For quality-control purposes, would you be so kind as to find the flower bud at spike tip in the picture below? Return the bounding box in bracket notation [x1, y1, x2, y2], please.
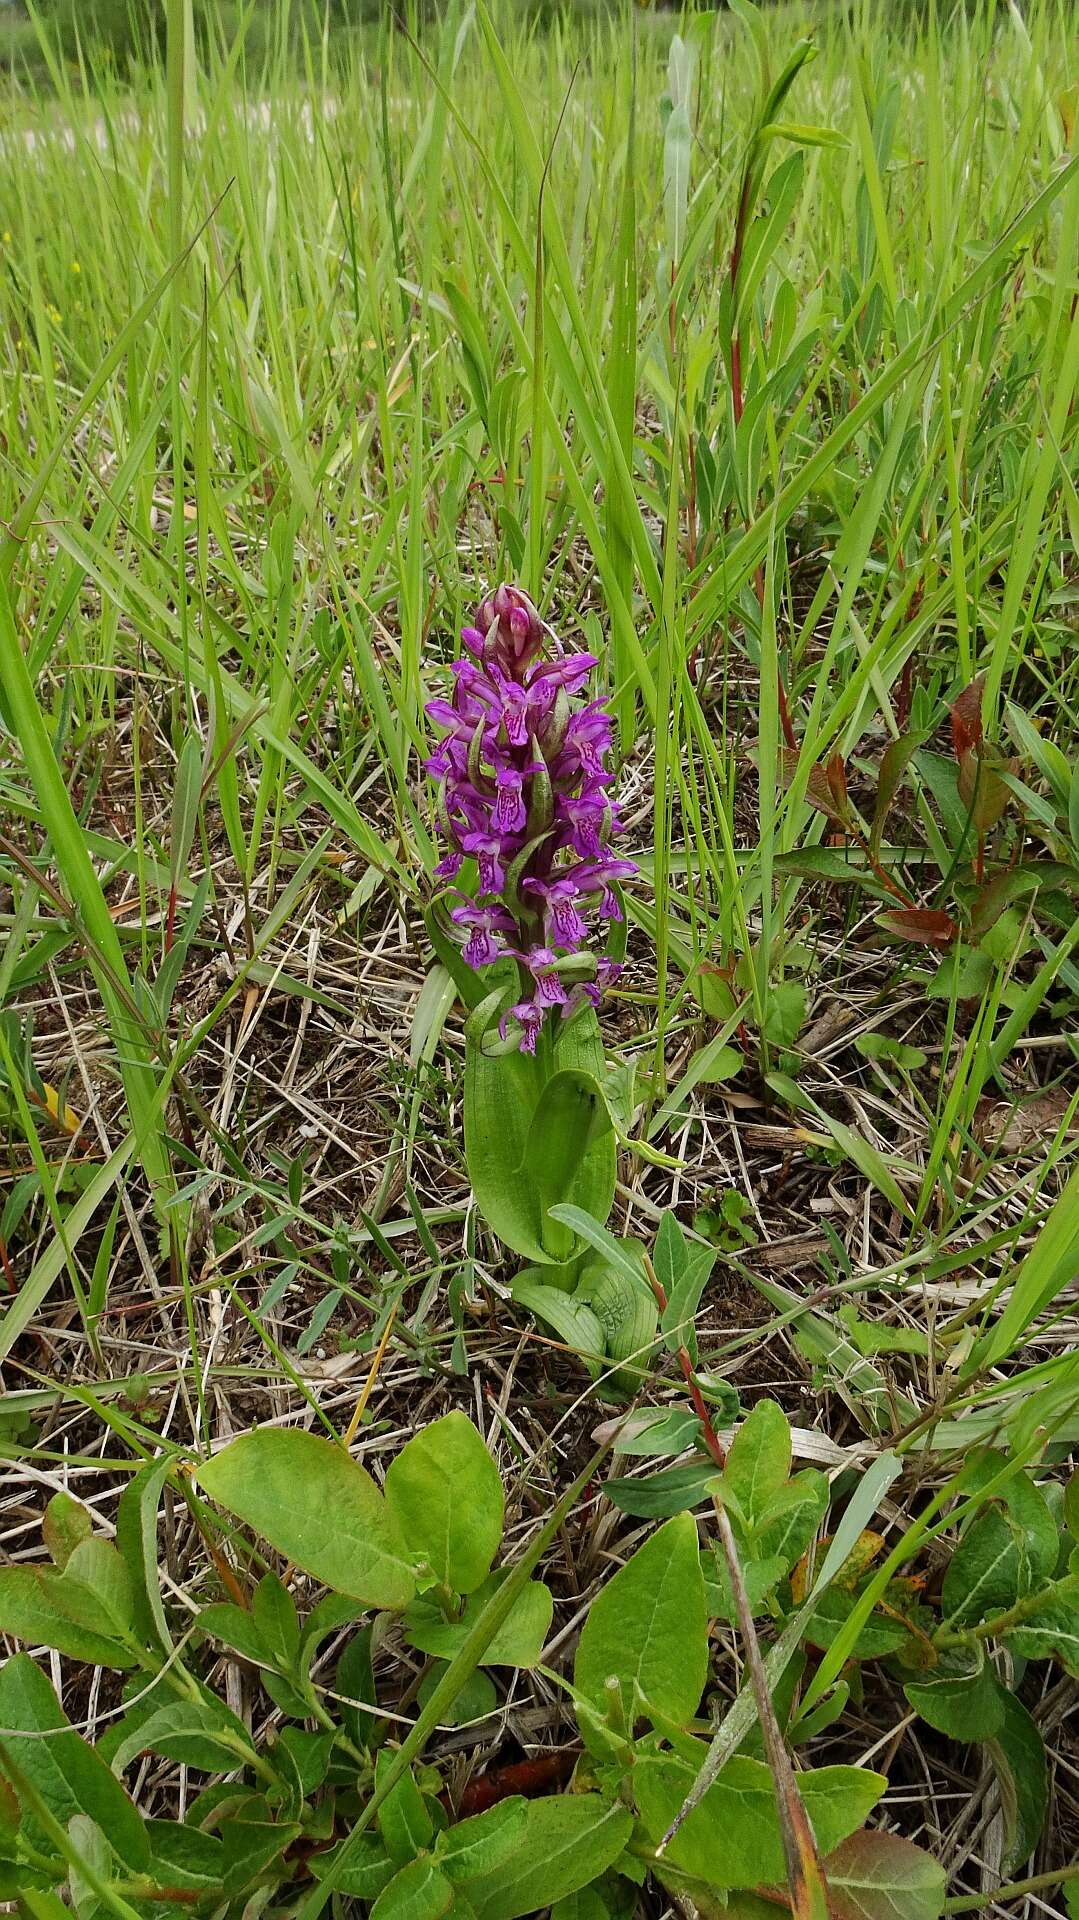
[427, 586, 636, 1052]
[477, 584, 546, 674]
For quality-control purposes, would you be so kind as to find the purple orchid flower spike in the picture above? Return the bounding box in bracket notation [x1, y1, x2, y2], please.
[450, 900, 518, 971]
[427, 585, 636, 1051]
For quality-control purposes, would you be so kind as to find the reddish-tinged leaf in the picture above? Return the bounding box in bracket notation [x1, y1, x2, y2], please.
[728, 1832, 945, 1920]
[950, 677, 984, 759]
[823, 1829, 945, 1920]
[870, 734, 924, 859]
[957, 747, 1014, 833]
[876, 909, 958, 949]
[825, 753, 849, 818]
[781, 749, 847, 825]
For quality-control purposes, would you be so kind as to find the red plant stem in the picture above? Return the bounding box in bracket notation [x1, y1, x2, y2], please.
[0, 1237, 17, 1295]
[776, 671, 798, 753]
[729, 168, 753, 427]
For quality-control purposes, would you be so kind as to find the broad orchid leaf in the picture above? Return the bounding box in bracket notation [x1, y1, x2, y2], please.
[465, 1006, 616, 1262]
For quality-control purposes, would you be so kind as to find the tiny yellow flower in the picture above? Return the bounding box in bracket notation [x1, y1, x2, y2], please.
[71, 260, 81, 274]
[1, 232, 12, 247]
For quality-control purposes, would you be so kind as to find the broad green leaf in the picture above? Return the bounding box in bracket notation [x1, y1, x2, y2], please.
[604, 1462, 718, 1518]
[309, 1835, 396, 1899]
[416, 1663, 497, 1728]
[943, 1508, 1045, 1629]
[437, 1800, 529, 1880]
[299, 1594, 368, 1679]
[42, 1493, 91, 1571]
[294, 1439, 611, 1920]
[376, 1755, 434, 1865]
[465, 1010, 615, 1263]
[653, 1210, 689, 1305]
[338, 1626, 377, 1747]
[111, 1699, 258, 1775]
[0, 1555, 138, 1670]
[546, 1207, 649, 1294]
[904, 1650, 1005, 1741]
[251, 1573, 301, 1670]
[716, 1401, 792, 1530]
[578, 1252, 659, 1397]
[802, 1587, 911, 1659]
[197, 1428, 416, 1610]
[221, 1820, 302, 1894]
[659, 1214, 716, 1364]
[1005, 1577, 1079, 1674]
[116, 1456, 174, 1657]
[59, 1540, 140, 1649]
[705, 1549, 788, 1623]
[144, 1823, 225, 1887]
[370, 1859, 454, 1920]
[605, 1409, 703, 1458]
[457, 1794, 633, 1920]
[403, 1573, 552, 1668]
[277, 1728, 334, 1797]
[550, 1893, 613, 1920]
[986, 1685, 1047, 1873]
[0, 1657, 148, 1870]
[197, 1601, 273, 1666]
[573, 1513, 707, 1744]
[385, 1411, 504, 1595]
[762, 981, 806, 1050]
[753, 1469, 829, 1568]
[68, 1812, 113, 1920]
[634, 1752, 885, 1888]
[823, 1829, 946, 1920]
[965, 1463, 1057, 1581]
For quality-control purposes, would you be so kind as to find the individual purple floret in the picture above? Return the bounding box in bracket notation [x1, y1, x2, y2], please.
[426, 584, 635, 1053]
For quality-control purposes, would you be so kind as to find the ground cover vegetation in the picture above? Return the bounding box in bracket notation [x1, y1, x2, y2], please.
[0, 0, 1078, 1915]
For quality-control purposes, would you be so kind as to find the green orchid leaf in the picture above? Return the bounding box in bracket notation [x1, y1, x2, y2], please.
[465, 1006, 615, 1261]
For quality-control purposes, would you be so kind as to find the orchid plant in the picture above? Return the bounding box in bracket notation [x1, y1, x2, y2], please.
[425, 587, 639, 1269]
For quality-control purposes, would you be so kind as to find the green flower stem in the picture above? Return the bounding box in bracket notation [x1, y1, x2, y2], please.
[934, 1581, 1064, 1650]
[942, 1863, 1079, 1913]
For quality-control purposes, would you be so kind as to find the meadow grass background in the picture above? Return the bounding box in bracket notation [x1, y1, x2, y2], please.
[1, 0, 1079, 1892]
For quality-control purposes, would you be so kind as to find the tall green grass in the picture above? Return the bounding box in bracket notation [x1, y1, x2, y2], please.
[0, 0, 1077, 1378]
